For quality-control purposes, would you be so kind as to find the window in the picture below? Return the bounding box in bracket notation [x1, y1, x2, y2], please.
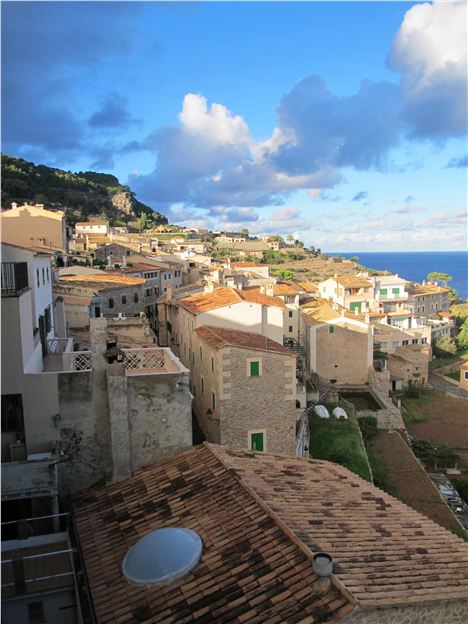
[212, 392, 216, 410]
[1, 394, 24, 432]
[464, 371, 468, 381]
[249, 431, 265, 452]
[126, 250, 130, 256]
[412, 339, 418, 344]
[122, 295, 127, 305]
[46, 267, 50, 283]
[134, 293, 139, 303]
[422, 337, 428, 344]
[249, 361, 260, 377]
[191, 351, 195, 365]
[28, 601, 45, 624]
[289, 326, 293, 333]
[392, 287, 399, 295]
[109, 298, 114, 309]
[211, 357, 214, 372]
[201, 378, 204, 395]
[288, 311, 293, 318]
[328, 326, 335, 334]
[42, 267, 45, 285]
[380, 341, 388, 349]
[380, 288, 388, 298]
[36, 269, 40, 287]
[154, 287, 159, 295]
[199, 346, 203, 360]
[402, 340, 409, 346]
[44, 305, 52, 333]
[145, 288, 152, 297]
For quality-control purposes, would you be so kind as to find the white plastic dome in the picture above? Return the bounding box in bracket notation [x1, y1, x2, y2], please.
[314, 405, 330, 419]
[332, 407, 348, 419]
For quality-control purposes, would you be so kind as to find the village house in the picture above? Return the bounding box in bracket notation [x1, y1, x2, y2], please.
[72, 443, 468, 624]
[387, 343, 431, 389]
[1, 202, 68, 255]
[161, 284, 286, 357]
[191, 325, 297, 455]
[372, 315, 431, 353]
[75, 219, 110, 237]
[366, 273, 410, 313]
[406, 282, 451, 319]
[300, 300, 373, 386]
[318, 275, 373, 313]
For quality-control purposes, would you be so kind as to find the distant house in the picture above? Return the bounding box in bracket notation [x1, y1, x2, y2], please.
[388, 343, 431, 389]
[75, 220, 109, 236]
[318, 276, 373, 313]
[406, 282, 451, 319]
[72, 443, 468, 624]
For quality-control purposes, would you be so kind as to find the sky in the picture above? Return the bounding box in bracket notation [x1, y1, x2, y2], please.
[2, 0, 467, 251]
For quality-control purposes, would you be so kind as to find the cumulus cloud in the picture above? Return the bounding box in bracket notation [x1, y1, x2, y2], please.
[388, 1, 467, 138]
[446, 154, 468, 169]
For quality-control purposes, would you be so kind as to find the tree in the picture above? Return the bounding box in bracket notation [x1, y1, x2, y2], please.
[293, 239, 304, 248]
[138, 212, 149, 231]
[433, 335, 457, 356]
[426, 272, 453, 286]
[286, 234, 295, 244]
[240, 228, 249, 238]
[455, 319, 468, 349]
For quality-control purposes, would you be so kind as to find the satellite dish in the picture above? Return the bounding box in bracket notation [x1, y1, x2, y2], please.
[122, 527, 203, 585]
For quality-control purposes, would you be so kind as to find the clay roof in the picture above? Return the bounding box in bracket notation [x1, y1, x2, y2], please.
[272, 282, 301, 296]
[72, 444, 352, 624]
[60, 273, 145, 290]
[1, 241, 57, 256]
[335, 277, 372, 289]
[296, 281, 319, 293]
[73, 443, 468, 623]
[178, 287, 285, 314]
[462, 360, 468, 369]
[122, 263, 163, 272]
[301, 301, 341, 323]
[407, 283, 450, 296]
[230, 261, 263, 269]
[195, 326, 296, 356]
[213, 445, 468, 608]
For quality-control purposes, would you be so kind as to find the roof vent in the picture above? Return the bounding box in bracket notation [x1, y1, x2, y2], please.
[312, 552, 333, 577]
[122, 528, 203, 586]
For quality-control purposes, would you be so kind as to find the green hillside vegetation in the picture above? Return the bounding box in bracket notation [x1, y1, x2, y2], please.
[1, 154, 168, 227]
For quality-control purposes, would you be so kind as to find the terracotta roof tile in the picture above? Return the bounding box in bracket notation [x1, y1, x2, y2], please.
[407, 283, 450, 296]
[335, 277, 372, 289]
[272, 282, 301, 295]
[178, 287, 285, 314]
[60, 273, 145, 288]
[212, 445, 468, 609]
[195, 326, 296, 356]
[230, 262, 263, 269]
[72, 444, 351, 623]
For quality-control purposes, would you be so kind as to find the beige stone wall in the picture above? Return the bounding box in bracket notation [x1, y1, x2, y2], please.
[343, 600, 468, 624]
[1, 205, 66, 251]
[314, 323, 371, 385]
[190, 336, 221, 443]
[388, 345, 430, 387]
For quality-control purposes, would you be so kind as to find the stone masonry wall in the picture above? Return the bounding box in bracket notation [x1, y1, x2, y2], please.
[342, 600, 468, 624]
[315, 324, 370, 385]
[220, 346, 297, 455]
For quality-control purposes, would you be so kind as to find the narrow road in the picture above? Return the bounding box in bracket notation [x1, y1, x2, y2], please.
[429, 371, 468, 400]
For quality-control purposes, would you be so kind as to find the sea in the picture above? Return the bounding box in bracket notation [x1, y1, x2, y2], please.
[334, 251, 468, 301]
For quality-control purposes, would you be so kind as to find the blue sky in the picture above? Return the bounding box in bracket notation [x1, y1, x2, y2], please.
[2, 1, 467, 251]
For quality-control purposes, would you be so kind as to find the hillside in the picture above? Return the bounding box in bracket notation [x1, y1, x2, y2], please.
[1, 154, 168, 226]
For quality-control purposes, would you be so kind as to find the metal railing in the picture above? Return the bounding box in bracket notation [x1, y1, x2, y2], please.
[47, 337, 73, 354]
[1, 262, 29, 295]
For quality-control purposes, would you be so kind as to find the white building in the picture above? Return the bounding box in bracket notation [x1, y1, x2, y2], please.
[75, 220, 110, 236]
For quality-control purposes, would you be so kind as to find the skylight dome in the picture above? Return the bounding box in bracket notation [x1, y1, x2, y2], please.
[122, 527, 203, 585]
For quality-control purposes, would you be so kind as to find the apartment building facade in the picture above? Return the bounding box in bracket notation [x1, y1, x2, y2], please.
[318, 276, 373, 313]
[406, 283, 451, 319]
[1, 203, 68, 254]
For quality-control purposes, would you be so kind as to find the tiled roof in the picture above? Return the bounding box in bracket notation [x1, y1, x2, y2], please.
[296, 281, 319, 293]
[178, 287, 285, 314]
[195, 326, 296, 356]
[301, 302, 341, 323]
[73, 444, 352, 624]
[335, 277, 372, 289]
[272, 282, 301, 296]
[76, 220, 109, 226]
[212, 445, 468, 609]
[407, 283, 450, 296]
[230, 261, 263, 269]
[60, 273, 145, 289]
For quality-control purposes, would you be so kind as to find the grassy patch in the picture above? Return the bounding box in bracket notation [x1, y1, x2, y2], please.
[309, 412, 372, 481]
[340, 393, 380, 411]
[429, 349, 468, 370]
[399, 389, 434, 424]
[445, 371, 461, 382]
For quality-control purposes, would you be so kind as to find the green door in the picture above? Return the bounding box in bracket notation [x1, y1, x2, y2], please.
[250, 432, 264, 452]
[350, 302, 362, 313]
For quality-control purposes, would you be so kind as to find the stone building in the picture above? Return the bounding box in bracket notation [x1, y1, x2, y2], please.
[406, 282, 451, 319]
[72, 443, 468, 624]
[300, 301, 373, 386]
[57, 318, 192, 493]
[387, 343, 431, 388]
[1, 202, 68, 254]
[318, 275, 373, 313]
[192, 325, 297, 455]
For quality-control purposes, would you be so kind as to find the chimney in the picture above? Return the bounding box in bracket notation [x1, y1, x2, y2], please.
[11, 202, 17, 209]
[204, 280, 215, 293]
[122, 255, 127, 268]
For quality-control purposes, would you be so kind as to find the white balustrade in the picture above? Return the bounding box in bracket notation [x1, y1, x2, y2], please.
[123, 348, 166, 371]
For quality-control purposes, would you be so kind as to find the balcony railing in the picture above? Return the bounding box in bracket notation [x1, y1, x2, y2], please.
[123, 347, 189, 375]
[43, 349, 93, 373]
[47, 337, 74, 354]
[1, 262, 29, 295]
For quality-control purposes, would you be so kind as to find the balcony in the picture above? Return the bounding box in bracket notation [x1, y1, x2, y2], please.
[123, 347, 189, 376]
[1, 454, 58, 500]
[1, 262, 29, 296]
[42, 338, 93, 373]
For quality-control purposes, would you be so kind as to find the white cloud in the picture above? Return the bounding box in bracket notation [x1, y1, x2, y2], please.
[388, 1, 467, 137]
